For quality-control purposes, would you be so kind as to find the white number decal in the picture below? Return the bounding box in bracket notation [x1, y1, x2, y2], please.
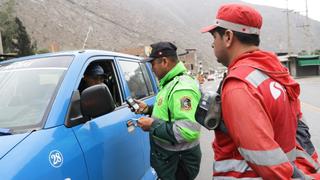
[49, 150, 63, 168]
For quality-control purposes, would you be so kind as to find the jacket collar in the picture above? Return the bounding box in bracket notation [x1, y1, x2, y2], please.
[159, 61, 186, 88]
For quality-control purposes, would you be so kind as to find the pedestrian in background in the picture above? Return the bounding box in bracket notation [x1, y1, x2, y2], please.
[201, 3, 320, 179]
[135, 42, 202, 180]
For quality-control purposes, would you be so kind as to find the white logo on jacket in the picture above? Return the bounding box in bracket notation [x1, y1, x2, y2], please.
[269, 81, 285, 100]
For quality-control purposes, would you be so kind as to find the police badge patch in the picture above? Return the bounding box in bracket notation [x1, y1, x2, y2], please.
[157, 97, 163, 106]
[180, 96, 192, 111]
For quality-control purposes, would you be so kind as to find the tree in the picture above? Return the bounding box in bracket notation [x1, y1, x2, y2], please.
[0, 0, 36, 56]
[14, 17, 35, 56]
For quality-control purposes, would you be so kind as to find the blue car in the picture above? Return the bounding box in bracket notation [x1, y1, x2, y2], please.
[0, 50, 158, 180]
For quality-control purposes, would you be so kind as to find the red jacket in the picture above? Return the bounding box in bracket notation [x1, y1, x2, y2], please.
[213, 50, 319, 179]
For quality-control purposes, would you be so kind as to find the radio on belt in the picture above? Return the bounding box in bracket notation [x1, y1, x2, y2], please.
[195, 91, 222, 130]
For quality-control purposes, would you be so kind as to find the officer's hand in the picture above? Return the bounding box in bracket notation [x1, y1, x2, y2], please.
[134, 99, 148, 114]
[137, 117, 154, 131]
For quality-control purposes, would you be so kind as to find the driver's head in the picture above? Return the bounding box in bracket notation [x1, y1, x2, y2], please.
[84, 64, 106, 87]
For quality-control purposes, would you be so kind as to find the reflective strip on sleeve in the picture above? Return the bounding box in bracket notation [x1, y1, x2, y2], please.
[214, 159, 252, 173]
[286, 148, 297, 162]
[213, 176, 262, 180]
[153, 137, 199, 151]
[238, 147, 289, 166]
[296, 149, 320, 172]
[173, 120, 201, 143]
[245, 69, 269, 88]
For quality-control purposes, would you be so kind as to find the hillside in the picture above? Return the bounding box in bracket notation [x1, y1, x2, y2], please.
[9, 0, 320, 70]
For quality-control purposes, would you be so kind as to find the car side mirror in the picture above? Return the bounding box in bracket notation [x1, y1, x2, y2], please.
[81, 84, 116, 118]
[65, 90, 88, 128]
[65, 84, 115, 128]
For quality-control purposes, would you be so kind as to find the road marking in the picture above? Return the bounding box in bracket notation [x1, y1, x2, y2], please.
[301, 102, 320, 112]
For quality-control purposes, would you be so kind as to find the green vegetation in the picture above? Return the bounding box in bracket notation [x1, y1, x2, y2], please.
[0, 0, 36, 58]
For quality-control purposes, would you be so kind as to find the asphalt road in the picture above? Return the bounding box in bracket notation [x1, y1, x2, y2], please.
[196, 76, 320, 180]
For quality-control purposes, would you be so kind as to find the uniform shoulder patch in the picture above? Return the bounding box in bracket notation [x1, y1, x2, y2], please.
[157, 97, 163, 106]
[180, 96, 192, 111]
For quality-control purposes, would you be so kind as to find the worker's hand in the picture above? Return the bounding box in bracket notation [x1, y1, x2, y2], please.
[133, 99, 148, 114]
[137, 117, 154, 131]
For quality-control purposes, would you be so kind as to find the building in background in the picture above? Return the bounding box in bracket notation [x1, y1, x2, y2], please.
[278, 53, 320, 77]
[179, 48, 202, 75]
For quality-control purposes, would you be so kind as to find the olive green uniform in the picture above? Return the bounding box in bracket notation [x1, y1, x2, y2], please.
[148, 62, 201, 180]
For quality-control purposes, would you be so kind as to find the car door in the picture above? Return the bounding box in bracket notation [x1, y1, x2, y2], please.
[117, 58, 157, 172]
[71, 57, 146, 180]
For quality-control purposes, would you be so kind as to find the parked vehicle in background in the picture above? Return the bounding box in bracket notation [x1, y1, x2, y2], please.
[207, 74, 215, 81]
[0, 50, 158, 180]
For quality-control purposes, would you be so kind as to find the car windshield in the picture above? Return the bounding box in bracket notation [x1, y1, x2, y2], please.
[0, 56, 73, 132]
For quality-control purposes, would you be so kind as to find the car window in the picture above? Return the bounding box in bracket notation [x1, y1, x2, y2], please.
[118, 60, 153, 99]
[140, 63, 155, 96]
[0, 56, 73, 131]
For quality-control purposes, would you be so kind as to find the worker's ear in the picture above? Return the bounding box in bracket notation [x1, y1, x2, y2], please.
[162, 57, 169, 66]
[224, 30, 234, 48]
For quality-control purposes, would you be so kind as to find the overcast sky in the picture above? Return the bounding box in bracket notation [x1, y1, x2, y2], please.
[242, 0, 320, 22]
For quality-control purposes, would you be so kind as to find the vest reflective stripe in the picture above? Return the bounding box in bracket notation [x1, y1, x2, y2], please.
[153, 137, 199, 151]
[213, 176, 262, 180]
[296, 149, 320, 172]
[245, 69, 269, 88]
[214, 159, 252, 173]
[286, 148, 297, 162]
[214, 149, 296, 173]
[172, 120, 201, 143]
[291, 162, 313, 180]
[238, 147, 289, 166]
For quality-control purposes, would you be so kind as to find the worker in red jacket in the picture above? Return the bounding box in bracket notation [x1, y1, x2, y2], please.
[201, 3, 320, 179]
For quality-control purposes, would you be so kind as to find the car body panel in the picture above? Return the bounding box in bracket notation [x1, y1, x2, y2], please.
[0, 50, 158, 179]
[73, 107, 146, 180]
[0, 126, 88, 180]
[0, 133, 30, 159]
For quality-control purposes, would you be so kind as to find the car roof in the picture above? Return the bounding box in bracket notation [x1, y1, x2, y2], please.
[0, 49, 143, 64]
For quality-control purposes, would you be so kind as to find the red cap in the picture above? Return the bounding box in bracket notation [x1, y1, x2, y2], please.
[201, 3, 262, 35]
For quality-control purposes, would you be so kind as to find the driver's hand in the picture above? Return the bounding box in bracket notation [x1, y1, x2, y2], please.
[134, 99, 148, 114]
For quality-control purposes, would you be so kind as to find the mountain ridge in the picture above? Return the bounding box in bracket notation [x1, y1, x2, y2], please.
[11, 0, 320, 70]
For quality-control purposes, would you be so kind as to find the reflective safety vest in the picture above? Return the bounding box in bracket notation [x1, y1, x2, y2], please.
[214, 66, 319, 179]
[151, 61, 201, 151]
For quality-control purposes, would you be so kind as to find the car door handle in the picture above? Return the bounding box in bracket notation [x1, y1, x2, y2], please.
[126, 119, 138, 133]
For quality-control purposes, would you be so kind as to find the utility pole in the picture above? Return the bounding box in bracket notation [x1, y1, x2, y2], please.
[304, 0, 311, 54]
[0, 31, 3, 54]
[297, 0, 312, 54]
[286, 0, 292, 54]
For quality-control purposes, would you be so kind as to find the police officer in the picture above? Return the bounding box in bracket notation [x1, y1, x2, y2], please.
[135, 42, 201, 180]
